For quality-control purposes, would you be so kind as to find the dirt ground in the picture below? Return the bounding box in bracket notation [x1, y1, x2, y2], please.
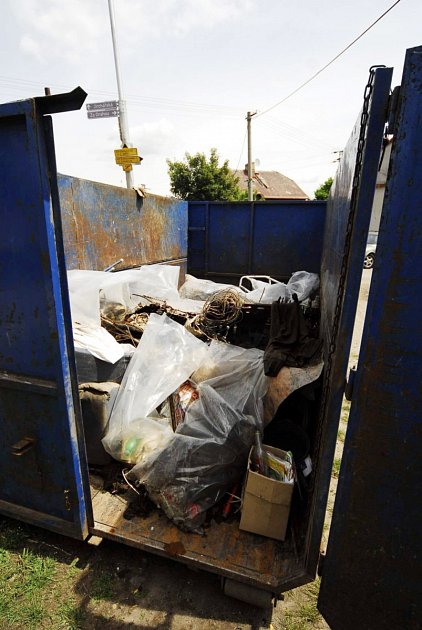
[0, 271, 373, 630]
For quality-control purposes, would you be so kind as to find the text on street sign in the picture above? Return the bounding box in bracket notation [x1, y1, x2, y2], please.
[86, 101, 118, 111]
[114, 147, 139, 158]
[87, 110, 119, 119]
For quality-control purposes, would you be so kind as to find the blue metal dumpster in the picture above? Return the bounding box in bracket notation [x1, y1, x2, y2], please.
[0, 47, 420, 627]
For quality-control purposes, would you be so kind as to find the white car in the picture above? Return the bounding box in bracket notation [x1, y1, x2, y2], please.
[364, 232, 378, 269]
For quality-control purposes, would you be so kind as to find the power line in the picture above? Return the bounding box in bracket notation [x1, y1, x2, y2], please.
[235, 130, 247, 172]
[0, 74, 243, 116]
[256, 0, 402, 119]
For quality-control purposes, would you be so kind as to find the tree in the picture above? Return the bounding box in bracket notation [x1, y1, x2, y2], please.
[167, 148, 242, 201]
[314, 177, 333, 200]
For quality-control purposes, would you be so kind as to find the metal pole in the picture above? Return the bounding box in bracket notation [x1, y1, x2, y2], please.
[107, 0, 134, 188]
[246, 111, 256, 201]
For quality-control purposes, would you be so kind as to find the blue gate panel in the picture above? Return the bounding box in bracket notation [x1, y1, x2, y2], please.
[58, 174, 188, 271]
[0, 90, 91, 539]
[318, 46, 422, 630]
[306, 66, 392, 581]
[0, 115, 59, 379]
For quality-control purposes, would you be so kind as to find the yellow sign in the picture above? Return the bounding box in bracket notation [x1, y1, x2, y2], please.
[122, 164, 133, 172]
[114, 147, 142, 166]
[116, 156, 141, 165]
[114, 147, 139, 158]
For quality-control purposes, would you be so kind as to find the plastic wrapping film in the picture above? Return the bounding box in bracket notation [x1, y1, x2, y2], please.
[68, 266, 204, 363]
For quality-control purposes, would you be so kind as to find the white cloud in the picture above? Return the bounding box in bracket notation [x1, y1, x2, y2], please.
[15, 0, 107, 64]
[20, 34, 43, 61]
[114, 118, 181, 156]
[117, 0, 254, 40]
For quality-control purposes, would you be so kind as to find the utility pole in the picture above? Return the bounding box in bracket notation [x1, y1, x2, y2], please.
[246, 111, 257, 201]
[107, 0, 133, 189]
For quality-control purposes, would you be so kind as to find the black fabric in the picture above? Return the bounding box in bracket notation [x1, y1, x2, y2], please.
[263, 297, 321, 376]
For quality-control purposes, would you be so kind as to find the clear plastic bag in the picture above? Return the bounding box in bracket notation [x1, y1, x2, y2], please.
[67, 270, 125, 363]
[103, 417, 173, 465]
[102, 313, 209, 460]
[127, 341, 268, 532]
[240, 276, 290, 304]
[287, 271, 319, 302]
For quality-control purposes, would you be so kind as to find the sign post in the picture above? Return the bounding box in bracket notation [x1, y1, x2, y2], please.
[107, 0, 134, 189]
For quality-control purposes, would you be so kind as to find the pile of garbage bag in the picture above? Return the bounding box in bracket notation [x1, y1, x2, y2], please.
[68, 263, 322, 532]
[102, 314, 267, 532]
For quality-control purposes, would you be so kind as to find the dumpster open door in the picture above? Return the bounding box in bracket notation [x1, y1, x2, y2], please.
[318, 46, 422, 629]
[0, 89, 92, 539]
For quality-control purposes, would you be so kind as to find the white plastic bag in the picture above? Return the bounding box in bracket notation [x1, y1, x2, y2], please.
[241, 277, 291, 303]
[239, 271, 319, 304]
[67, 270, 106, 326]
[73, 322, 124, 364]
[68, 270, 125, 363]
[179, 274, 241, 301]
[287, 271, 319, 302]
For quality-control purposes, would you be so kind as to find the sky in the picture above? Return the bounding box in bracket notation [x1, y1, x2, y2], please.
[1, 0, 421, 198]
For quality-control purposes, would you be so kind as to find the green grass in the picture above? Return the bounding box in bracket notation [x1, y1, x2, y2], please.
[341, 399, 351, 423]
[281, 579, 323, 629]
[55, 600, 86, 630]
[337, 428, 346, 443]
[331, 457, 342, 479]
[0, 546, 56, 628]
[0, 520, 88, 630]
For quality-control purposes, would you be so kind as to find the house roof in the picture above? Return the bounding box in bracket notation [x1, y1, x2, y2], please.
[233, 168, 309, 200]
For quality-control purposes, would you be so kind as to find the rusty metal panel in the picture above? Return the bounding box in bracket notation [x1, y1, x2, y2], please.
[58, 174, 187, 271]
[318, 46, 422, 630]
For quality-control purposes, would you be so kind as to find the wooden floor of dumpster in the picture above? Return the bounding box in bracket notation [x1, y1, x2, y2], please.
[89, 480, 304, 592]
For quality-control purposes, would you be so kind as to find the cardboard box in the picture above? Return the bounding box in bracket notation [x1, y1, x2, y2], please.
[239, 445, 294, 541]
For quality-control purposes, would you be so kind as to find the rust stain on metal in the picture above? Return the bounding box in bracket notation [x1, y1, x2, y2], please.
[59, 175, 186, 270]
[139, 207, 167, 263]
[163, 541, 186, 556]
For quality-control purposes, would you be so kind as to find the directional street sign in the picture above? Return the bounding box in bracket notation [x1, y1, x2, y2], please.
[86, 101, 118, 111]
[114, 147, 142, 166]
[114, 148, 138, 158]
[86, 101, 119, 119]
[87, 110, 119, 119]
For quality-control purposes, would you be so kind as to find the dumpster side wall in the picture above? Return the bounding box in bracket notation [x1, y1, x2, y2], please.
[58, 174, 188, 271]
[188, 200, 326, 284]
